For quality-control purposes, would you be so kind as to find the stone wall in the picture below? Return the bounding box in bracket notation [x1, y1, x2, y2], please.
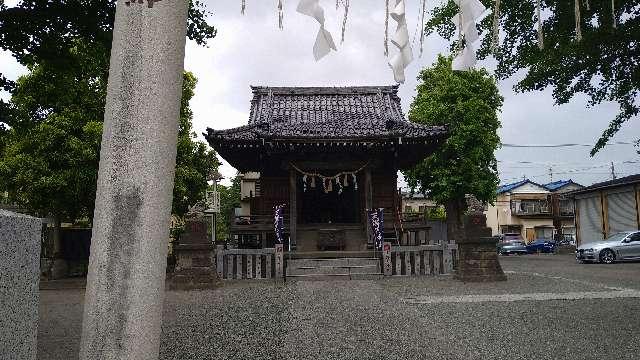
[0, 210, 42, 360]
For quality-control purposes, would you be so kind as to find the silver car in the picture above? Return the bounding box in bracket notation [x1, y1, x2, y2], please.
[576, 231, 640, 264]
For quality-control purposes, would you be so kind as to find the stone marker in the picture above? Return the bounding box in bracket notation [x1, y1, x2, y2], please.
[168, 215, 218, 290]
[79, 1, 189, 359]
[382, 242, 392, 276]
[454, 214, 507, 282]
[0, 210, 42, 360]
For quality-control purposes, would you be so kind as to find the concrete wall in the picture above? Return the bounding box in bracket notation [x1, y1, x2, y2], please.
[0, 210, 42, 360]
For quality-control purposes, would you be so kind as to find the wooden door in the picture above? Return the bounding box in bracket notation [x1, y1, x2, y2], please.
[525, 228, 535, 243]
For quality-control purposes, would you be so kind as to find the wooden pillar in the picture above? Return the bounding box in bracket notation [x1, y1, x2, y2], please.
[289, 168, 297, 249]
[364, 166, 373, 246]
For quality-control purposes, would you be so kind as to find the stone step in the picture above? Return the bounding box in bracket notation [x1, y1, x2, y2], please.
[286, 273, 383, 282]
[286, 264, 380, 276]
[287, 258, 379, 269]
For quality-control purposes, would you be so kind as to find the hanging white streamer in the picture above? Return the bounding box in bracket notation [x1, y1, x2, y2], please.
[278, 0, 284, 30]
[575, 0, 582, 41]
[297, 0, 337, 61]
[384, 0, 390, 56]
[450, 0, 486, 71]
[612, 0, 617, 29]
[388, 0, 414, 83]
[491, 0, 500, 54]
[536, 0, 544, 49]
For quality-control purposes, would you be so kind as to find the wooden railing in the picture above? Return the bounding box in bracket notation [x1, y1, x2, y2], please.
[389, 243, 457, 276]
[216, 246, 283, 280]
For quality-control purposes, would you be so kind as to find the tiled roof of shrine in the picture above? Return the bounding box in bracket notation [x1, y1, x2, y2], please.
[205, 86, 446, 142]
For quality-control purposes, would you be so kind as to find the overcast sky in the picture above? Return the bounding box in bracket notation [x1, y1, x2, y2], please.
[1, 0, 638, 187]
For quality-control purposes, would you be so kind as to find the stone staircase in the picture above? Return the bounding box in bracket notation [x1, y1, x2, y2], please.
[286, 257, 383, 281]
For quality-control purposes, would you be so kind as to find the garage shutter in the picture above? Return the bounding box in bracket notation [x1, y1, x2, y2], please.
[607, 190, 638, 233]
[578, 196, 602, 244]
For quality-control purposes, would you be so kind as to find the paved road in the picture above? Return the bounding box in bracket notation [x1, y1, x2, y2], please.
[38, 254, 640, 359]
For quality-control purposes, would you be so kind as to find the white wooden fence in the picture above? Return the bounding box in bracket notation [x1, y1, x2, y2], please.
[389, 243, 457, 276]
[216, 246, 281, 280]
[216, 243, 457, 280]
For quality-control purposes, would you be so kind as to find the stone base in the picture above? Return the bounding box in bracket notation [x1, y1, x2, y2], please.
[454, 238, 507, 283]
[168, 243, 219, 290]
[167, 267, 219, 290]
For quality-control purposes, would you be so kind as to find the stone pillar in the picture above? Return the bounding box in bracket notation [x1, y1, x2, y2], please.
[454, 214, 507, 282]
[0, 211, 41, 360]
[79, 1, 189, 359]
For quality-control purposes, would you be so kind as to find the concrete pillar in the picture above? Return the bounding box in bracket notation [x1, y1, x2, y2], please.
[79, 1, 188, 359]
[0, 211, 41, 360]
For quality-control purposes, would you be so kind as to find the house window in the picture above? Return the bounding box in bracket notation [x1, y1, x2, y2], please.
[418, 205, 425, 213]
[404, 206, 412, 213]
[535, 227, 554, 240]
[559, 199, 574, 216]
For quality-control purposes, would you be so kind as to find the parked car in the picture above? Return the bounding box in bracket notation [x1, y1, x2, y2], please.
[501, 233, 524, 242]
[526, 239, 556, 253]
[576, 230, 640, 264]
[497, 240, 529, 255]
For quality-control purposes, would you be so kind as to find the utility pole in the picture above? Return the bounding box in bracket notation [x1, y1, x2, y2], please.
[610, 161, 617, 180]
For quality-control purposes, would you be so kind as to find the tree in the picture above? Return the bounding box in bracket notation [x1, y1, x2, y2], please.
[404, 55, 503, 243]
[0, 1, 219, 221]
[0, 0, 216, 92]
[0, 41, 107, 226]
[215, 174, 241, 242]
[172, 72, 219, 217]
[425, 0, 638, 154]
[0, 68, 218, 219]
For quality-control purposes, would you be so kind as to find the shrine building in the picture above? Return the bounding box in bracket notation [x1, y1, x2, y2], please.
[205, 85, 446, 252]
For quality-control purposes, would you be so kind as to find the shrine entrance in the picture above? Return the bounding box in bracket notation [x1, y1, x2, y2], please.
[298, 174, 361, 224]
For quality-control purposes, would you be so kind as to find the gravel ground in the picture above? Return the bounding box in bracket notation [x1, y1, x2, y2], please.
[38, 254, 640, 359]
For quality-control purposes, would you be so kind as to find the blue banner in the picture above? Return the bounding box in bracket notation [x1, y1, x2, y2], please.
[274, 204, 285, 244]
[367, 208, 384, 250]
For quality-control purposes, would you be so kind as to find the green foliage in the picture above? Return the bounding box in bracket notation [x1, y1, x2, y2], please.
[425, 0, 639, 154]
[172, 72, 219, 217]
[0, 40, 105, 220]
[0, 0, 217, 91]
[0, 2, 218, 222]
[404, 55, 503, 207]
[0, 65, 218, 223]
[425, 207, 447, 221]
[215, 175, 241, 242]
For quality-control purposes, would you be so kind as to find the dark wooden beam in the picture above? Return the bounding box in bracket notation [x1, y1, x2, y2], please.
[289, 168, 297, 250]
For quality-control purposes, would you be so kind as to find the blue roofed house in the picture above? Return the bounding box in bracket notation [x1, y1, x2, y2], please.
[544, 180, 584, 243]
[485, 179, 583, 243]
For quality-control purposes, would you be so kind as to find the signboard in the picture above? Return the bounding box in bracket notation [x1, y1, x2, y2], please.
[204, 190, 220, 213]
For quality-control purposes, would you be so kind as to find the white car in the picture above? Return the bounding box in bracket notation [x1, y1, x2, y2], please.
[576, 231, 640, 264]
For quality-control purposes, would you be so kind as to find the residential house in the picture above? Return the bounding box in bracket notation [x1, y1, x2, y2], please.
[544, 180, 584, 242]
[401, 191, 438, 213]
[572, 174, 640, 246]
[485, 179, 555, 242]
[237, 172, 261, 217]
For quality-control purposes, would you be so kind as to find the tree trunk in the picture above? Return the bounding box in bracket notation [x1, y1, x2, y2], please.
[444, 197, 467, 244]
[49, 215, 68, 279]
[52, 216, 62, 257]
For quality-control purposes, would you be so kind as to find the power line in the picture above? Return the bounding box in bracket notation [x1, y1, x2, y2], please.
[500, 141, 636, 148]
